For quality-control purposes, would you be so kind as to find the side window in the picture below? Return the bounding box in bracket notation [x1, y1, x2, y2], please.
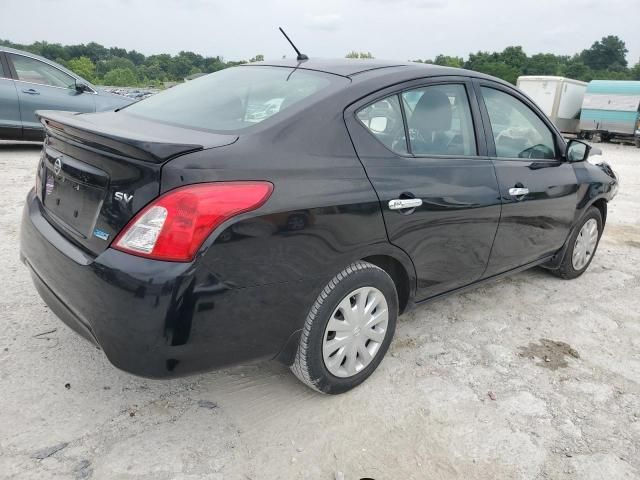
[9, 54, 75, 89]
[402, 84, 476, 156]
[481, 87, 556, 159]
[357, 94, 408, 155]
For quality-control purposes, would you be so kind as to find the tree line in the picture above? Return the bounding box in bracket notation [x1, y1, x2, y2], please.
[1, 35, 638, 88]
[0, 38, 263, 87]
[345, 36, 638, 85]
[411, 36, 639, 85]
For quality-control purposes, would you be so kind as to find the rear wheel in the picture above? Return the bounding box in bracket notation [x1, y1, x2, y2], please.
[291, 261, 398, 394]
[551, 207, 602, 280]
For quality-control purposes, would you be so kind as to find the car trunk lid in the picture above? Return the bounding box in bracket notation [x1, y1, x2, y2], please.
[35, 110, 238, 256]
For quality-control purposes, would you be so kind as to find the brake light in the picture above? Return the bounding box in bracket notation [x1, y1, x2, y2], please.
[113, 181, 273, 262]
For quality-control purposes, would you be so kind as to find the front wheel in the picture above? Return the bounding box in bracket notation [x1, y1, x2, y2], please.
[291, 261, 398, 394]
[551, 206, 603, 280]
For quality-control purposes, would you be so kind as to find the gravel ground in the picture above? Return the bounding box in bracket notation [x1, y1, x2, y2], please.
[0, 141, 639, 480]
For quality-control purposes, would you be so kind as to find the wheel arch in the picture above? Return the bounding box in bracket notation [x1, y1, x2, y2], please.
[274, 244, 416, 366]
[543, 196, 607, 270]
[361, 254, 411, 315]
[591, 197, 607, 227]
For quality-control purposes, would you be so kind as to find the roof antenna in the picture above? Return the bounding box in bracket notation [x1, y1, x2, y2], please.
[279, 27, 308, 61]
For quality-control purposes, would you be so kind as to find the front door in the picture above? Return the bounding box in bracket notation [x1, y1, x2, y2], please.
[7, 53, 95, 138]
[474, 80, 579, 276]
[346, 78, 501, 301]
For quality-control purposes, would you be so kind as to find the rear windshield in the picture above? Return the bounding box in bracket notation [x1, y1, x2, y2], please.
[123, 66, 345, 131]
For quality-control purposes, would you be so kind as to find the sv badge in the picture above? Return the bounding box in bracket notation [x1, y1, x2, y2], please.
[115, 192, 133, 204]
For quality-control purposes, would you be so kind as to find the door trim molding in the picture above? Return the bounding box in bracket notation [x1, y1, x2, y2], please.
[412, 254, 554, 307]
[0, 125, 24, 141]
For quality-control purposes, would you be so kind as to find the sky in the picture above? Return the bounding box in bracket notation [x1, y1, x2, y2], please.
[2, 0, 639, 64]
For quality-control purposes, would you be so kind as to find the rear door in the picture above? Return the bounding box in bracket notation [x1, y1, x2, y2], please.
[345, 76, 501, 301]
[474, 80, 578, 276]
[7, 53, 95, 138]
[0, 52, 22, 139]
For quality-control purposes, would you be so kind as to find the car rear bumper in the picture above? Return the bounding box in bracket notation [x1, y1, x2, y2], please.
[20, 189, 318, 378]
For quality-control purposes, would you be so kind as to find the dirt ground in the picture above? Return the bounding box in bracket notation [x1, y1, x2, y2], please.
[0, 141, 638, 480]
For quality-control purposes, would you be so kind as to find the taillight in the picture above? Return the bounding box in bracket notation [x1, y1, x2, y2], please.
[113, 181, 273, 262]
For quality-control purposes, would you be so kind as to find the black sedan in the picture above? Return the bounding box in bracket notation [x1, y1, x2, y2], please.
[20, 59, 618, 394]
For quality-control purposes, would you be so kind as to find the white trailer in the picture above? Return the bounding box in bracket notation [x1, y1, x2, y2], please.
[516, 76, 587, 134]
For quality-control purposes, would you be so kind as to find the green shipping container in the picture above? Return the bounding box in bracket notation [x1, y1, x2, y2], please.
[579, 80, 640, 139]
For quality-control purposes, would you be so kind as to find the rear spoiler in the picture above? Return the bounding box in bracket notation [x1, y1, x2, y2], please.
[37, 110, 238, 163]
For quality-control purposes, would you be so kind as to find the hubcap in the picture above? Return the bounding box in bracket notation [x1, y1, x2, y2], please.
[572, 218, 599, 270]
[322, 286, 389, 378]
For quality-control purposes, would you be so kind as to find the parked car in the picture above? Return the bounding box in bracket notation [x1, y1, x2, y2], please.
[517, 76, 587, 134]
[20, 59, 618, 394]
[0, 46, 132, 141]
[579, 80, 640, 146]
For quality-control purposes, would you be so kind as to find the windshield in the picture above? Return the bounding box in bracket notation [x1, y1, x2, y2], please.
[123, 66, 344, 131]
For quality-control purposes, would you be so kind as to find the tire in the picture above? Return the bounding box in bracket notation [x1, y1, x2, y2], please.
[291, 261, 398, 394]
[551, 206, 603, 280]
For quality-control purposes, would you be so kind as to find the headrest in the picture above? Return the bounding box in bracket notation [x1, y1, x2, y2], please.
[412, 89, 452, 132]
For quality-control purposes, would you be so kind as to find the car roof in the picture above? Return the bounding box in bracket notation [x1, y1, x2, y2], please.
[247, 58, 416, 77]
[244, 57, 506, 84]
[246, 58, 472, 77]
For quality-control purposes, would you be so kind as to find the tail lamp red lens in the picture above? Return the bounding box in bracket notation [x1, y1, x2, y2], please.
[112, 181, 273, 262]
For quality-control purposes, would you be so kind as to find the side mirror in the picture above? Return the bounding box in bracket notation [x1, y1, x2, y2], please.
[565, 139, 596, 162]
[75, 81, 91, 93]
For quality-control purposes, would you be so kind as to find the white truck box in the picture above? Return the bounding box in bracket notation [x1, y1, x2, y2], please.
[516, 76, 587, 134]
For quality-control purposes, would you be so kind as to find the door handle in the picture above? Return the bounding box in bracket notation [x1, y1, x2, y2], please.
[509, 187, 529, 197]
[22, 88, 40, 95]
[389, 198, 423, 210]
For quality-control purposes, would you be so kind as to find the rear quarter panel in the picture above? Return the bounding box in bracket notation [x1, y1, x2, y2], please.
[161, 107, 397, 286]
[159, 99, 415, 364]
